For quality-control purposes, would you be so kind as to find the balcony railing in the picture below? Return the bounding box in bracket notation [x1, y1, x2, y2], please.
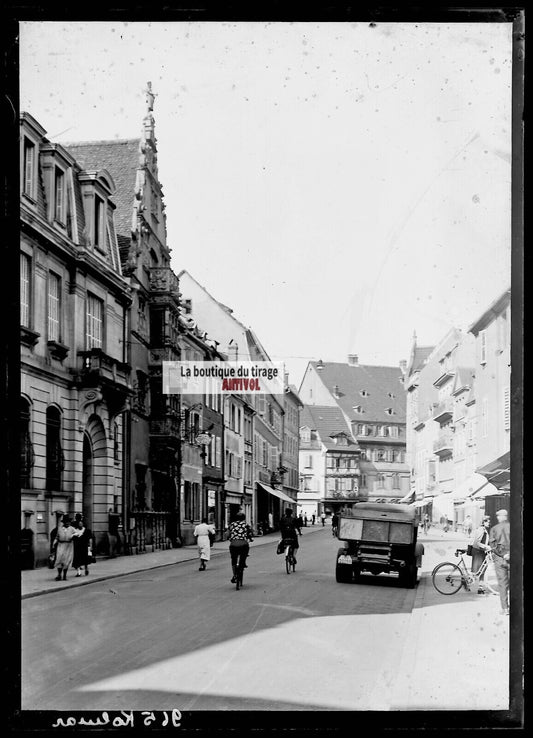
[77, 349, 131, 390]
[325, 468, 360, 476]
[433, 397, 454, 423]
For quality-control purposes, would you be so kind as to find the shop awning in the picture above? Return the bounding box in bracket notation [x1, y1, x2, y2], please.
[450, 473, 494, 501]
[257, 482, 295, 504]
[476, 451, 510, 490]
[411, 497, 434, 508]
[398, 489, 415, 504]
[471, 484, 505, 500]
[224, 492, 243, 505]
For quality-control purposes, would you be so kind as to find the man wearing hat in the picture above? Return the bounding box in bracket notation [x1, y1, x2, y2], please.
[489, 509, 511, 614]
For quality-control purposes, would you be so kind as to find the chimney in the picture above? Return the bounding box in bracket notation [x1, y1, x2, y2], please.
[348, 354, 359, 367]
[399, 360, 407, 375]
[284, 371, 289, 387]
[333, 384, 340, 398]
[316, 359, 324, 371]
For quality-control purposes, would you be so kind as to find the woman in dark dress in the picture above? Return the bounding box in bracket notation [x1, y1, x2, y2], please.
[72, 514, 93, 576]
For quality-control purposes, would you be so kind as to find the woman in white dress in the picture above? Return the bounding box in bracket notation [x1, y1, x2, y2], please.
[193, 517, 216, 571]
[53, 515, 85, 581]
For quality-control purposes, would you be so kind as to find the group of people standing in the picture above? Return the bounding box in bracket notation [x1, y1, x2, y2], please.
[50, 513, 93, 581]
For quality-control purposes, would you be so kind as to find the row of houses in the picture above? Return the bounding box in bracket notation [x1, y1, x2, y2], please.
[404, 289, 511, 529]
[19, 87, 303, 568]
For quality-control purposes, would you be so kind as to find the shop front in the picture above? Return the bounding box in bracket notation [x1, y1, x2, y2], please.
[256, 482, 295, 532]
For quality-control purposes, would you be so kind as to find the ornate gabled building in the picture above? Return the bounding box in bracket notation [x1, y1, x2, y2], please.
[299, 356, 410, 504]
[299, 405, 361, 518]
[20, 112, 132, 567]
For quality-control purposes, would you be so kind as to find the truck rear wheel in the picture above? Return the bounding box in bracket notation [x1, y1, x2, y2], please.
[336, 564, 353, 583]
[400, 564, 417, 588]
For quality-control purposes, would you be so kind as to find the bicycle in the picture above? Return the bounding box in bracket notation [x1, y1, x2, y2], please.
[235, 558, 245, 590]
[284, 541, 297, 574]
[432, 548, 499, 595]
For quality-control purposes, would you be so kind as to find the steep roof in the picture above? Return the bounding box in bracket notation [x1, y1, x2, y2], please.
[64, 139, 140, 239]
[310, 361, 406, 424]
[411, 345, 434, 374]
[301, 405, 359, 451]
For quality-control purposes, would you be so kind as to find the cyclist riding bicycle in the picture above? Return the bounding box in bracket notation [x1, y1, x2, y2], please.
[279, 509, 301, 563]
[227, 512, 254, 584]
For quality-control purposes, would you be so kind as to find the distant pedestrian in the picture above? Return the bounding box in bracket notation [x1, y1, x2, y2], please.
[72, 514, 93, 577]
[194, 517, 216, 571]
[53, 515, 85, 581]
[304, 513, 308, 527]
[422, 513, 430, 535]
[268, 512, 274, 532]
[321, 512, 326, 527]
[331, 513, 339, 537]
[297, 514, 304, 532]
[490, 509, 510, 614]
[312, 514, 316, 526]
[471, 516, 491, 593]
[463, 515, 473, 537]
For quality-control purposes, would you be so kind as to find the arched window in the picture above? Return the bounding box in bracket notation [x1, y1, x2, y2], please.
[46, 406, 64, 490]
[20, 398, 34, 488]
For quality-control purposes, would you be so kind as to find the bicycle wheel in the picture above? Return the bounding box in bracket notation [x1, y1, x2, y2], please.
[236, 564, 243, 590]
[432, 562, 464, 595]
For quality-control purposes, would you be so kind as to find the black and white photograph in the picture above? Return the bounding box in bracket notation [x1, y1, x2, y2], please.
[6, 6, 523, 731]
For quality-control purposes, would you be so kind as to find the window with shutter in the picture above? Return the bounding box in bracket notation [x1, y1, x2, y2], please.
[48, 272, 61, 341]
[20, 254, 31, 327]
[503, 387, 510, 431]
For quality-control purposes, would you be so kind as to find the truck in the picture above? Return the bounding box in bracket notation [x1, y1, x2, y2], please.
[335, 502, 423, 588]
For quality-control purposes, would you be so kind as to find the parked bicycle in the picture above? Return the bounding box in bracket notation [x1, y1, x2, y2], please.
[432, 548, 498, 595]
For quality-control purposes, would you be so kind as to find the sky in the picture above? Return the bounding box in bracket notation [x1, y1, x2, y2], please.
[19, 21, 513, 387]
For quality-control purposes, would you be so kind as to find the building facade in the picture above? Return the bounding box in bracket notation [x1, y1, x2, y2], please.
[20, 112, 132, 567]
[467, 289, 511, 520]
[299, 406, 361, 517]
[299, 355, 410, 504]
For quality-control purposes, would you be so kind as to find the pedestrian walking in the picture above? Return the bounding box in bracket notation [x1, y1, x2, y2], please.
[53, 515, 85, 581]
[463, 514, 473, 538]
[331, 513, 339, 537]
[422, 513, 430, 535]
[268, 512, 274, 532]
[489, 509, 510, 614]
[194, 517, 216, 571]
[470, 516, 491, 593]
[72, 514, 93, 577]
[321, 512, 326, 527]
[304, 513, 308, 527]
[297, 513, 304, 532]
[312, 514, 316, 526]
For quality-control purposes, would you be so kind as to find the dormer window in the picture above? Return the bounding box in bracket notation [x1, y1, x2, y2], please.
[360, 390, 369, 397]
[23, 138, 36, 199]
[353, 405, 362, 413]
[94, 194, 104, 250]
[385, 408, 395, 416]
[388, 392, 395, 399]
[54, 167, 65, 223]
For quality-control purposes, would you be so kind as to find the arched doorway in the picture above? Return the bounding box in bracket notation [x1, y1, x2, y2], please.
[82, 433, 93, 530]
[83, 415, 108, 548]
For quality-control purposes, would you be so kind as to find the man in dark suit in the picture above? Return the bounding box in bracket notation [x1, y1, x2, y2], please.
[489, 508, 511, 614]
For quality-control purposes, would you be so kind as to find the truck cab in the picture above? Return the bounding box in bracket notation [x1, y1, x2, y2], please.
[335, 502, 422, 588]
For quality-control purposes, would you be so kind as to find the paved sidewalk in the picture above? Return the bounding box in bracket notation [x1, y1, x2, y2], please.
[391, 531, 510, 710]
[21, 523, 324, 599]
